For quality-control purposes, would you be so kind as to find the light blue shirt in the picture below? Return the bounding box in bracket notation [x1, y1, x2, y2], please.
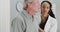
[11, 10, 41, 32]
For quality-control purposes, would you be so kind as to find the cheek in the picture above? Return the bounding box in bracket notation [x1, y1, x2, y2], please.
[41, 7, 50, 13]
[47, 9, 50, 13]
[45, 10, 49, 14]
[42, 9, 49, 14]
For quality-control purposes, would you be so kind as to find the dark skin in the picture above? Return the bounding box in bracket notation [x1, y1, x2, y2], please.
[39, 2, 50, 32]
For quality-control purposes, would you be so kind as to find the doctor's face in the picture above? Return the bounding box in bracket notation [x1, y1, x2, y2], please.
[41, 2, 50, 16]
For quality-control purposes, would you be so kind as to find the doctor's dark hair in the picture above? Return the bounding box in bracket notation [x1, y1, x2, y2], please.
[41, 1, 56, 18]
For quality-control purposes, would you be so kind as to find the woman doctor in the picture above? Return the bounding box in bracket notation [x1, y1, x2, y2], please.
[39, 1, 57, 32]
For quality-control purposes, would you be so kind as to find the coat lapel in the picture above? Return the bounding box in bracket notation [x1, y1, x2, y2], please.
[44, 16, 51, 32]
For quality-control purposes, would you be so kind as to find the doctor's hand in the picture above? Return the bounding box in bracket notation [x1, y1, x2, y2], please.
[38, 27, 45, 32]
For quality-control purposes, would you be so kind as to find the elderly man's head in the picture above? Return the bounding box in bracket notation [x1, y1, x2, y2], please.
[24, 0, 40, 16]
[24, 0, 40, 8]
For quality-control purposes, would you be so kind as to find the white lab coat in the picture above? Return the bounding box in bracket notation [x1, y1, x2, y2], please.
[44, 15, 57, 32]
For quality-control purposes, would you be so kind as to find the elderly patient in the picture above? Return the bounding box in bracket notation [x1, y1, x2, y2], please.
[11, 0, 41, 32]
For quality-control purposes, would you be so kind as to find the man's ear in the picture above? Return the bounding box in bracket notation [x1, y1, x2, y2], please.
[38, 4, 41, 9]
[40, 5, 42, 9]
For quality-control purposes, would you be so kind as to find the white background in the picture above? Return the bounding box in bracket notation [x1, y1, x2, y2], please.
[0, 0, 10, 32]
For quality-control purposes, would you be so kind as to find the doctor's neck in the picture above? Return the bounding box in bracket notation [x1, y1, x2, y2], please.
[41, 14, 49, 22]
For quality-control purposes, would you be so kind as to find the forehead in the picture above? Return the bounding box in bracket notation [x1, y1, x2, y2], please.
[42, 2, 50, 7]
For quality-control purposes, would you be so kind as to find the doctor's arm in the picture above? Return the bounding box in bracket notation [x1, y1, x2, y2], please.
[49, 20, 57, 32]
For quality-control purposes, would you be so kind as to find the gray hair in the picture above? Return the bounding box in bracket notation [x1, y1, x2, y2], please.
[23, 0, 33, 10]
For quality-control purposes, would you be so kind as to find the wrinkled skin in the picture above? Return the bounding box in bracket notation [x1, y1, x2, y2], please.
[26, 0, 40, 16]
